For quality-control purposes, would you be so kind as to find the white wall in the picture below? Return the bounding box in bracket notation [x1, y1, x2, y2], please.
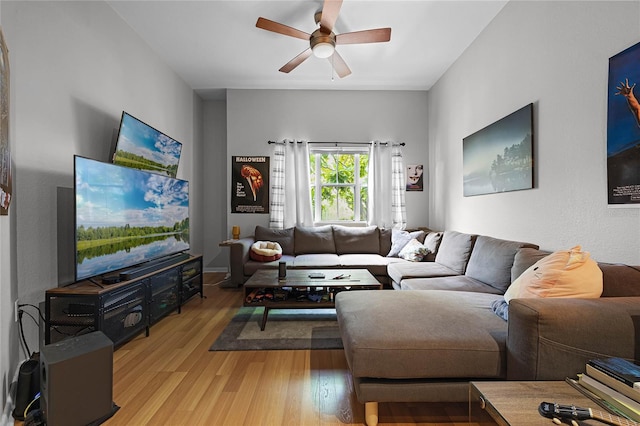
[0, 0, 202, 405]
[428, 0, 640, 264]
[226, 89, 429, 237]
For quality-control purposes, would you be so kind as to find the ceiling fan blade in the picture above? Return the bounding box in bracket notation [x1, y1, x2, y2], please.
[319, 0, 343, 33]
[279, 48, 313, 73]
[256, 17, 310, 41]
[336, 28, 392, 45]
[329, 50, 351, 78]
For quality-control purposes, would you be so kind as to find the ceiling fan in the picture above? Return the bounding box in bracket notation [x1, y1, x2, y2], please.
[256, 0, 391, 78]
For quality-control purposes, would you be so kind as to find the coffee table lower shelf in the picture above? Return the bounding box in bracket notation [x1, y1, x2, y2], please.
[243, 269, 381, 330]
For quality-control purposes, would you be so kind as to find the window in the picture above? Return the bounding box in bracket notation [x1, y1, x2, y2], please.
[309, 148, 369, 223]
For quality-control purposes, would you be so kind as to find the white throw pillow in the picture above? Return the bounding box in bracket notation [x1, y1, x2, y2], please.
[387, 229, 425, 257]
[398, 238, 430, 262]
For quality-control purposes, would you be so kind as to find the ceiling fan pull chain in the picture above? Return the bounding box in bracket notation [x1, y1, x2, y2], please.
[331, 54, 335, 81]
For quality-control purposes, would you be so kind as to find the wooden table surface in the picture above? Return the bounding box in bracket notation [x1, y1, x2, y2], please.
[470, 381, 606, 425]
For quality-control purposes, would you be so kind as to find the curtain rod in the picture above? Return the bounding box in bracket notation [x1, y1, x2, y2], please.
[267, 140, 405, 146]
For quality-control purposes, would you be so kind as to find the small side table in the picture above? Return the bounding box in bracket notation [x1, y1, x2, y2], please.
[218, 239, 239, 287]
[469, 381, 603, 425]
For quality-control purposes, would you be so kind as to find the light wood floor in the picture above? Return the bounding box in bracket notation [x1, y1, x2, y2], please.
[106, 273, 475, 426]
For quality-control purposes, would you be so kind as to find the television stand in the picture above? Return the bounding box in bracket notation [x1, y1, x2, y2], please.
[45, 254, 202, 346]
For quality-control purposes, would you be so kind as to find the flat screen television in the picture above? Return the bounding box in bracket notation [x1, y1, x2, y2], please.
[74, 156, 190, 282]
[112, 111, 182, 178]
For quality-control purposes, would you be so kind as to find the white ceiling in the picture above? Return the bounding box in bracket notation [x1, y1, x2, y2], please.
[107, 1, 508, 100]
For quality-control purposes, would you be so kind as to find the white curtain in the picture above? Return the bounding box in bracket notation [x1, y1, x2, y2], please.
[269, 140, 313, 229]
[367, 141, 407, 229]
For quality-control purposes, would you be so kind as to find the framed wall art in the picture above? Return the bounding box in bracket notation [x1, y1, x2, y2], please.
[463, 103, 534, 197]
[231, 156, 269, 213]
[607, 41, 640, 206]
[406, 164, 424, 191]
[0, 27, 12, 215]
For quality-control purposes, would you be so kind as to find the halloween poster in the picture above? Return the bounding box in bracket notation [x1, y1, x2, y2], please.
[231, 156, 269, 213]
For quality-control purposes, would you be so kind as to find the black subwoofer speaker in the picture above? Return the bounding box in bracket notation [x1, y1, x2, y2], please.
[40, 331, 116, 426]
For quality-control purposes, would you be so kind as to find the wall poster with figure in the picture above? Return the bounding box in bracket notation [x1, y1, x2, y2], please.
[607, 41, 640, 206]
[406, 164, 424, 191]
[463, 103, 534, 197]
[0, 27, 12, 215]
[231, 156, 269, 213]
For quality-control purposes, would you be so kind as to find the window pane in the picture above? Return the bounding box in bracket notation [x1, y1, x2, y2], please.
[360, 187, 368, 221]
[321, 154, 337, 184]
[337, 187, 354, 220]
[337, 154, 354, 184]
[309, 154, 316, 185]
[321, 187, 338, 221]
[311, 186, 316, 214]
[359, 154, 369, 180]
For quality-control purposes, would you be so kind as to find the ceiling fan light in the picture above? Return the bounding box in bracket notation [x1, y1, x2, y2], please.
[312, 42, 335, 58]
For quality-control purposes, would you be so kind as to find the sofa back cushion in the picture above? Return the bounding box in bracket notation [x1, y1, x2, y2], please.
[511, 247, 550, 282]
[465, 235, 539, 292]
[379, 228, 392, 256]
[332, 225, 380, 254]
[255, 225, 295, 255]
[599, 263, 640, 297]
[295, 225, 336, 254]
[434, 231, 476, 274]
[422, 231, 443, 262]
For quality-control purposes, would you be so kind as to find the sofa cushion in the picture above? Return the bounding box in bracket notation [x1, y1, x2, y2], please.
[387, 261, 460, 285]
[255, 225, 295, 255]
[295, 225, 336, 254]
[504, 246, 603, 303]
[338, 254, 392, 277]
[379, 228, 392, 256]
[434, 231, 476, 274]
[292, 253, 340, 268]
[511, 247, 550, 282]
[333, 225, 380, 254]
[465, 235, 539, 293]
[599, 263, 640, 297]
[422, 231, 442, 262]
[400, 276, 503, 294]
[387, 229, 425, 257]
[336, 290, 506, 380]
[398, 239, 430, 262]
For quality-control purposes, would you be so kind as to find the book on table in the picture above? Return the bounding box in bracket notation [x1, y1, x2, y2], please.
[578, 373, 640, 421]
[588, 357, 640, 389]
[586, 364, 640, 403]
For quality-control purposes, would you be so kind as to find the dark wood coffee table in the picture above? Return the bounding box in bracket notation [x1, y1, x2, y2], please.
[243, 268, 382, 330]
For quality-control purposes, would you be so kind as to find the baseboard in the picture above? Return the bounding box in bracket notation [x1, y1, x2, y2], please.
[204, 267, 228, 273]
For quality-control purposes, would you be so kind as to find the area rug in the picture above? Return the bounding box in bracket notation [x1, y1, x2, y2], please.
[209, 307, 343, 351]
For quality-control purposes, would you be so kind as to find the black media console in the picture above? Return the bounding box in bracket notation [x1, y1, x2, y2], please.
[45, 254, 203, 346]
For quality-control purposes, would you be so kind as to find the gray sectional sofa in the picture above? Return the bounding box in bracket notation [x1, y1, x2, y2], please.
[336, 239, 640, 426]
[228, 225, 640, 426]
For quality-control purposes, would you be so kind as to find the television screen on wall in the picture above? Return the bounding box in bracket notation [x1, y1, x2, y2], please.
[74, 156, 190, 282]
[112, 111, 182, 178]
